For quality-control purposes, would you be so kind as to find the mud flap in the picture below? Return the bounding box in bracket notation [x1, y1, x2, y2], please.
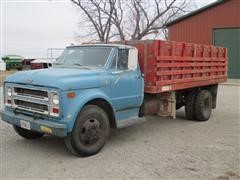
[158, 91, 176, 119]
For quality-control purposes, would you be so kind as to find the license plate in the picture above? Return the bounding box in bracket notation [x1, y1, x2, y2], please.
[20, 120, 31, 130]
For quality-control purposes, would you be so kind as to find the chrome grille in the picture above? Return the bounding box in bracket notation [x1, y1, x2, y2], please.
[14, 100, 48, 114]
[12, 86, 49, 115]
[14, 87, 48, 100]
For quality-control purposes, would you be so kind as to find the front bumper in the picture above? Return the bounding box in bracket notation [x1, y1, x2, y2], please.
[0, 110, 68, 137]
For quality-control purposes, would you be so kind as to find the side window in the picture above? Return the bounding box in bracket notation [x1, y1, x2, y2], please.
[110, 53, 117, 70]
[117, 49, 129, 70]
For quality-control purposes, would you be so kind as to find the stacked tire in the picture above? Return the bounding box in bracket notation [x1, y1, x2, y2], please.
[185, 90, 213, 121]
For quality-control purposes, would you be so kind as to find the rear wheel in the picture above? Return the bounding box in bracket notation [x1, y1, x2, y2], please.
[13, 125, 44, 139]
[194, 90, 212, 121]
[176, 103, 184, 110]
[185, 91, 198, 120]
[64, 105, 110, 157]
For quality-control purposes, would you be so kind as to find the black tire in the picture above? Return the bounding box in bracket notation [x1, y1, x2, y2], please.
[64, 135, 78, 156]
[185, 91, 198, 120]
[194, 90, 212, 121]
[64, 105, 110, 157]
[13, 125, 44, 139]
[176, 103, 184, 110]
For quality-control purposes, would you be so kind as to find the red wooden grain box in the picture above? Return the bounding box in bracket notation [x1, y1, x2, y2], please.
[123, 40, 227, 93]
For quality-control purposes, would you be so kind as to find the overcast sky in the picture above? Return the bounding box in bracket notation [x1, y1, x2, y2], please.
[1, 0, 216, 59]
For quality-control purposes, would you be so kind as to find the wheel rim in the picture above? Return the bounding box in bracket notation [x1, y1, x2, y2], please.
[79, 118, 102, 146]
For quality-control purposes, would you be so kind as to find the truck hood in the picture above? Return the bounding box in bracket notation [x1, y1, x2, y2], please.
[5, 67, 108, 90]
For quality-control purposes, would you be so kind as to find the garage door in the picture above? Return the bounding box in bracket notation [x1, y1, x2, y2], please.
[213, 28, 240, 79]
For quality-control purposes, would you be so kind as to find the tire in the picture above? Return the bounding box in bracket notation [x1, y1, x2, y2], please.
[185, 91, 198, 120]
[194, 90, 212, 121]
[13, 125, 44, 139]
[64, 135, 78, 156]
[176, 103, 184, 110]
[64, 105, 110, 157]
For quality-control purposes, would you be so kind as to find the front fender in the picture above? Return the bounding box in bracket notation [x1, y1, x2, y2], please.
[61, 88, 113, 132]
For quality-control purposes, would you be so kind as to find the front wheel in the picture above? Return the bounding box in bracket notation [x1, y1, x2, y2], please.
[13, 125, 44, 139]
[64, 105, 110, 157]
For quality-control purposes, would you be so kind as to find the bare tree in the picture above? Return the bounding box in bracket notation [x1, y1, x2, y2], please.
[72, 0, 192, 42]
[71, 0, 115, 42]
[101, 0, 125, 40]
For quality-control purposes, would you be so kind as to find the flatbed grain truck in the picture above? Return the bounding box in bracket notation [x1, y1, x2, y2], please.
[1, 40, 227, 156]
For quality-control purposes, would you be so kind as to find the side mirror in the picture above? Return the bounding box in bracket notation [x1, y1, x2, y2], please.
[128, 47, 138, 70]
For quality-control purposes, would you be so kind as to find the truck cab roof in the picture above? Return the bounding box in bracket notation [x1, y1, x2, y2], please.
[66, 44, 135, 49]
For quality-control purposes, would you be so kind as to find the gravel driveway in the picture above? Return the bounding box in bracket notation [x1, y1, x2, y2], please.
[0, 85, 239, 179]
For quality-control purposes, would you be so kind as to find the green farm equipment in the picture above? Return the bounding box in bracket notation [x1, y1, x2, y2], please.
[2, 55, 24, 70]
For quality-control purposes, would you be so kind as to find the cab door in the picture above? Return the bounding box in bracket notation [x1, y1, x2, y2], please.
[109, 48, 143, 111]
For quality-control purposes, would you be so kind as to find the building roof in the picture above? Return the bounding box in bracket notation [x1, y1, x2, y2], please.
[166, 0, 225, 27]
[31, 58, 55, 64]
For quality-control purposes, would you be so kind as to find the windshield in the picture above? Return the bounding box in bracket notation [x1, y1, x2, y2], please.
[54, 46, 112, 68]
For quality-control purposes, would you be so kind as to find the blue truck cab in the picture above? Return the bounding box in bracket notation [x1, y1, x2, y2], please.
[1, 44, 145, 156]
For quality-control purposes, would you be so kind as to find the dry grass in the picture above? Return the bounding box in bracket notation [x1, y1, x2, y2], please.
[0, 70, 17, 85]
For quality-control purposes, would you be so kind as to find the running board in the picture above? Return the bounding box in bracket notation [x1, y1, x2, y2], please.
[116, 117, 146, 128]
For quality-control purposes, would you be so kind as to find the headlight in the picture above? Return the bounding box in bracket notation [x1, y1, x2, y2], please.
[52, 94, 59, 105]
[7, 87, 12, 97]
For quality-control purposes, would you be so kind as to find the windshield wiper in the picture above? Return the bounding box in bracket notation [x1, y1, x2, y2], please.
[54, 63, 63, 65]
[73, 63, 91, 69]
[73, 63, 84, 66]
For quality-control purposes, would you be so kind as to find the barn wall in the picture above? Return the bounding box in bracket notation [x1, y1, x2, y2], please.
[168, 0, 240, 44]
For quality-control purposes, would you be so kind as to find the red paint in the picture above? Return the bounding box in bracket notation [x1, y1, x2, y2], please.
[167, 0, 240, 44]
[52, 108, 59, 114]
[31, 63, 43, 69]
[7, 99, 12, 104]
[121, 40, 227, 93]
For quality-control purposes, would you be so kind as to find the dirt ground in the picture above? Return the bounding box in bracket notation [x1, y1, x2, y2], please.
[0, 84, 239, 179]
[0, 71, 16, 85]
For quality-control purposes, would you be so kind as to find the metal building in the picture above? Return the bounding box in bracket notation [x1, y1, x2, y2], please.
[166, 0, 240, 79]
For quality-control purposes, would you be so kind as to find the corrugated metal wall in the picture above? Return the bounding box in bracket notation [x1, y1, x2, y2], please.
[168, 0, 240, 45]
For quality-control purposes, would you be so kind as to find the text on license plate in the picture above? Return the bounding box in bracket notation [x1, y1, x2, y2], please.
[20, 120, 31, 130]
